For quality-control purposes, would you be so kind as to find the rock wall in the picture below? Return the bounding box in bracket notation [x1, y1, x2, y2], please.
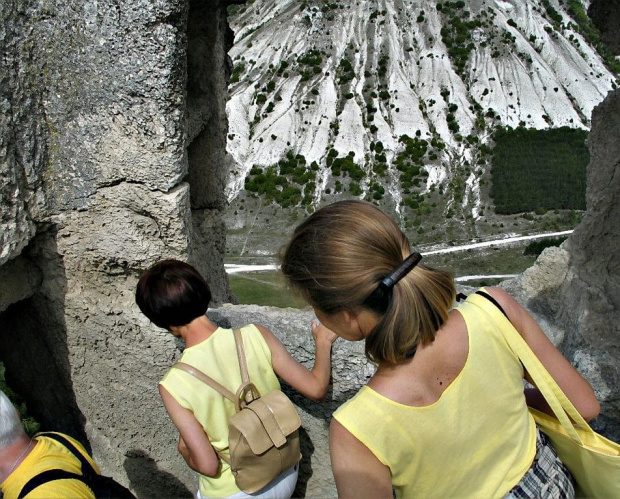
[557, 88, 620, 440]
[504, 89, 620, 441]
[0, 0, 233, 495]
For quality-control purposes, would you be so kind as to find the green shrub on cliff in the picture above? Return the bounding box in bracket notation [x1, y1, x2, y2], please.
[491, 127, 588, 214]
[0, 363, 40, 436]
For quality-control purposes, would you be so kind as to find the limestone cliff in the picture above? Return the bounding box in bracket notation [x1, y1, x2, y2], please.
[0, 0, 234, 495]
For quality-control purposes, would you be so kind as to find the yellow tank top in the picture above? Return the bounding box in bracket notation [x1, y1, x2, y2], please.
[333, 291, 536, 498]
[159, 324, 280, 498]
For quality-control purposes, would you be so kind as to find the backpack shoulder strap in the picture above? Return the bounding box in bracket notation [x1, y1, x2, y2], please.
[233, 328, 250, 385]
[172, 328, 250, 399]
[18, 433, 95, 499]
[172, 362, 237, 403]
[170, 363, 236, 465]
[18, 469, 91, 499]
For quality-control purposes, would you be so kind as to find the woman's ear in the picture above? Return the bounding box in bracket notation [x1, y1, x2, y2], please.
[349, 308, 381, 339]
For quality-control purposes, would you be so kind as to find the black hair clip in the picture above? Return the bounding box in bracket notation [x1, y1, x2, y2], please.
[379, 251, 423, 290]
[363, 251, 423, 312]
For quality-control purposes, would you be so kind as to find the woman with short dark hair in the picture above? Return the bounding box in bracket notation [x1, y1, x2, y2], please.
[136, 259, 337, 499]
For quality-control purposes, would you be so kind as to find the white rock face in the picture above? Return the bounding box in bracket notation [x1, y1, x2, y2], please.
[226, 0, 615, 205]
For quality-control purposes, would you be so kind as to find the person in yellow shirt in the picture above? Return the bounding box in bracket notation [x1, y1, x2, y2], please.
[135, 259, 337, 499]
[0, 390, 96, 498]
[280, 200, 601, 499]
[0, 391, 134, 499]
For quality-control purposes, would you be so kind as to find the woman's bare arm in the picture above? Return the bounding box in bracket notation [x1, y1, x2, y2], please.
[330, 419, 392, 498]
[257, 322, 337, 401]
[159, 385, 220, 476]
[486, 287, 600, 421]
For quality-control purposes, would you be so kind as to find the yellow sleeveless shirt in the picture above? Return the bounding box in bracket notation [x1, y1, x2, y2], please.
[333, 292, 537, 498]
[160, 324, 280, 498]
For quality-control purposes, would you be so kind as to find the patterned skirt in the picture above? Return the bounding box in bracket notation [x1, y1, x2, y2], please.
[505, 429, 575, 499]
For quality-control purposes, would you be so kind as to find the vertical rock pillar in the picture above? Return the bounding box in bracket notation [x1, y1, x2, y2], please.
[558, 89, 620, 441]
[0, 0, 235, 494]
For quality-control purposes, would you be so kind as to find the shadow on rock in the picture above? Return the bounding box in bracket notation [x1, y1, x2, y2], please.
[124, 449, 192, 499]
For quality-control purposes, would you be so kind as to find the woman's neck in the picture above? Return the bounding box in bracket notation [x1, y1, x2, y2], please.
[176, 315, 219, 348]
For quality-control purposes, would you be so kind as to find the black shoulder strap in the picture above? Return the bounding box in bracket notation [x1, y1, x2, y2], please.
[36, 432, 98, 478]
[18, 433, 135, 499]
[475, 290, 509, 319]
[17, 433, 97, 499]
[18, 469, 90, 499]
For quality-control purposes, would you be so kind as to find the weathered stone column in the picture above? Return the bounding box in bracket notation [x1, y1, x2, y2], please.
[557, 89, 620, 441]
[504, 89, 620, 442]
[0, 1, 234, 495]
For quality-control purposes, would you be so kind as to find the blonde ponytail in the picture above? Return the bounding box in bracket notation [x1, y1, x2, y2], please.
[280, 200, 456, 365]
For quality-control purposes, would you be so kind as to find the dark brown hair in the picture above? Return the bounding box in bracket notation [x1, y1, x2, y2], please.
[280, 201, 455, 364]
[135, 259, 211, 330]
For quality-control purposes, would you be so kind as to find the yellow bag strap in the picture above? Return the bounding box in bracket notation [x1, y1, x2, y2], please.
[476, 292, 593, 444]
[507, 332, 589, 439]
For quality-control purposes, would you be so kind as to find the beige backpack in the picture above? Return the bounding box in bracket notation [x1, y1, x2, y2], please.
[173, 329, 302, 493]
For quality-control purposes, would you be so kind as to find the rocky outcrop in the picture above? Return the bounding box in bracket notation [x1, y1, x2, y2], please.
[557, 89, 620, 440]
[0, 0, 234, 494]
[504, 89, 620, 441]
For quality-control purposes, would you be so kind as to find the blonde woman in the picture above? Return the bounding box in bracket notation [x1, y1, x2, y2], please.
[280, 200, 599, 499]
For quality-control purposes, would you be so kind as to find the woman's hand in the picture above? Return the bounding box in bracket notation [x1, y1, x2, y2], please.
[312, 319, 338, 346]
[159, 385, 220, 476]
